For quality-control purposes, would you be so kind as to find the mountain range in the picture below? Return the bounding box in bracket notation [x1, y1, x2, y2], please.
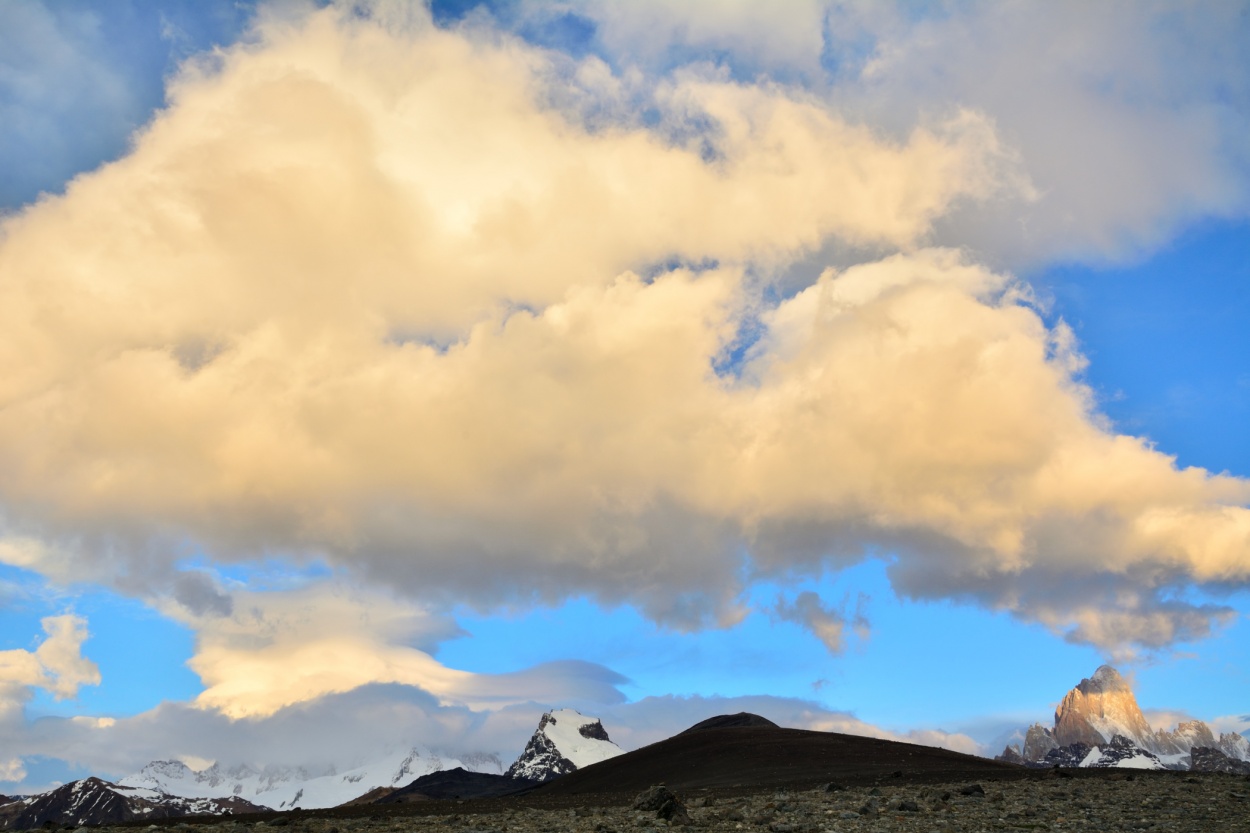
[996, 665, 1250, 772]
[0, 708, 622, 829]
[0, 777, 264, 830]
[119, 746, 504, 810]
[5, 671, 1247, 830]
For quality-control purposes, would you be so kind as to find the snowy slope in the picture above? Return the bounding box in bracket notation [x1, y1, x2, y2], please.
[1078, 737, 1166, 770]
[505, 709, 623, 782]
[121, 748, 502, 810]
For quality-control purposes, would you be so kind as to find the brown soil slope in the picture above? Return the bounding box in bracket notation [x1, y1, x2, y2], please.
[535, 725, 1025, 796]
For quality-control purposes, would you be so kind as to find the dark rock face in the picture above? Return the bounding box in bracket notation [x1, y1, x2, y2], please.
[505, 716, 577, 783]
[578, 721, 611, 742]
[1190, 746, 1250, 774]
[680, 713, 780, 734]
[1090, 735, 1163, 768]
[0, 777, 263, 831]
[1042, 743, 1094, 769]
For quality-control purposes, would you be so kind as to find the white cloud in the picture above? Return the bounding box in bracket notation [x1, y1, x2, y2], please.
[529, 1, 1250, 265]
[825, 1, 1250, 265]
[167, 584, 625, 718]
[0, 757, 25, 783]
[0, 615, 99, 712]
[1210, 714, 1250, 737]
[772, 590, 869, 654]
[0, 0, 1244, 668]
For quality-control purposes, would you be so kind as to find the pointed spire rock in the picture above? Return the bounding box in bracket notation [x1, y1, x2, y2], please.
[1053, 665, 1154, 749]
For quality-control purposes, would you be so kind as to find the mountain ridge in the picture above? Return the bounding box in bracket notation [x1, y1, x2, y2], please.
[0, 777, 264, 831]
[120, 747, 504, 810]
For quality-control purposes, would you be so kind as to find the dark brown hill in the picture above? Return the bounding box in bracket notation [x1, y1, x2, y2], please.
[375, 768, 537, 803]
[534, 725, 1024, 797]
[680, 712, 780, 733]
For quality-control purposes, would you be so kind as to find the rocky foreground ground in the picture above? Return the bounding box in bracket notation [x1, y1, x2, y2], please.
[93, 771, 1248, 833]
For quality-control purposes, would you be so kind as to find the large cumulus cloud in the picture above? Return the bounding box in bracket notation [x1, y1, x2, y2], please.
[0, 0, 1246, 671]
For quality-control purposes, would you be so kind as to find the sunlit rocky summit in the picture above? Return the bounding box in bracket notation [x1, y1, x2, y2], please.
[997, 665, 1250, 771]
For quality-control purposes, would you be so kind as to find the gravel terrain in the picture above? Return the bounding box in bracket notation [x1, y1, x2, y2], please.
[95, 771, 1248, 833]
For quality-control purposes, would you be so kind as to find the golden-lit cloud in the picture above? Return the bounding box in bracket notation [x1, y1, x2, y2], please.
[173, 584, 625, 718]
[0, 2, 1246, 661]
[0, 615, 99, 709]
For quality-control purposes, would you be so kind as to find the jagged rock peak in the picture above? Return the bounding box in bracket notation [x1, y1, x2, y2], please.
[1021, 723, 1058, 761]
[1054, 664, 1153, 749]
[504, 708, 623, 782]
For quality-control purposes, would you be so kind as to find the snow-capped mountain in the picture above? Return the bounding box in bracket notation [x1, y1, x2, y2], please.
[504, 708, 623, 782]
[0, 777, 263, 830]
[997, 665, 1250, 771]
[121, 747, 503, 810]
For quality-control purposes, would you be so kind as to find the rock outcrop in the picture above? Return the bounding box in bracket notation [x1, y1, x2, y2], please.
[1189, 746, 1250, 774]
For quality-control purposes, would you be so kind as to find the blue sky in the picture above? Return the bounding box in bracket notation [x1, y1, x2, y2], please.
[1, 0, 1248, 792]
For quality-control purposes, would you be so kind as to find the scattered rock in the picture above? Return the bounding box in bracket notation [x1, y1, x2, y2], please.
[40, 773, 1250, 833]
[631, 786, 675, 813]
[631, 785, 688, 825]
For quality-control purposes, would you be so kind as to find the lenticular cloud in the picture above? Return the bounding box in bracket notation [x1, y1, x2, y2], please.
[0, 3, 1246, 653]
